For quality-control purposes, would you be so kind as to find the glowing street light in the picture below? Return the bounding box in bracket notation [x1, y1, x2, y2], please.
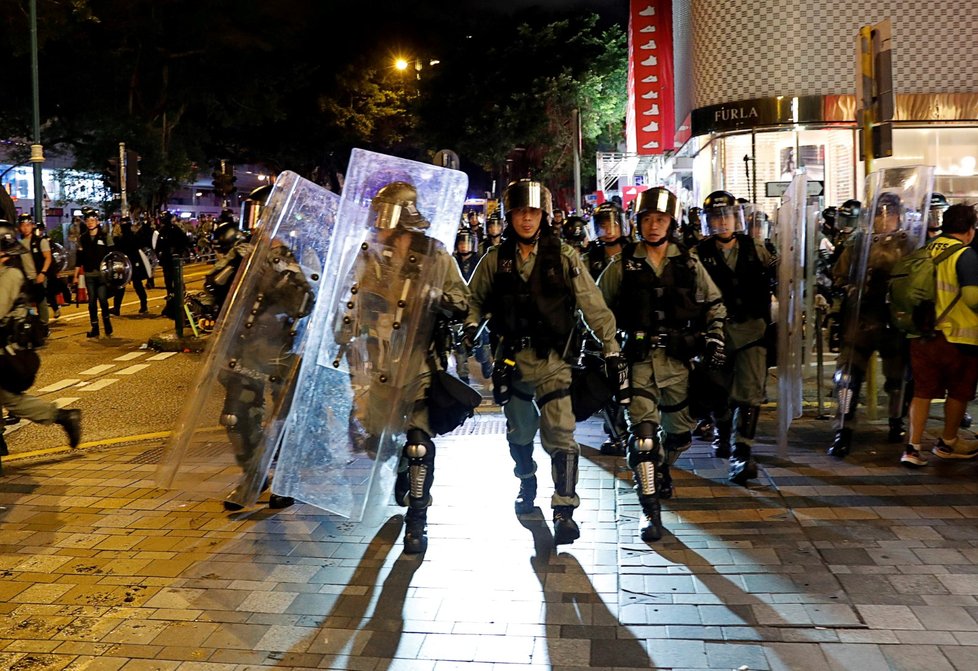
[394, 57, 410, 72]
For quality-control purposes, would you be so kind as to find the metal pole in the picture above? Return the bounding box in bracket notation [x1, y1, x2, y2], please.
[859, 24, 879, 421]
[119, 142, 129, 218]
[29, 0, 44, 224]
[572, 108, 582, 214]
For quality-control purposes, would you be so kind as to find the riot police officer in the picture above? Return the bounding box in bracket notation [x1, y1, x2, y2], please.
[465, 179, 621, 546]
[598, 187, 726, 541]
[562, 215, 589, 254]
[73, 211, 115, 338]
[928, 192, 950, 239]
[695, 191, 776, 485]
[584, 202, 629, 280]
[16, 213, 52, 326]
[481, 212, 504, 257]
[342, 181, 470, 553]
[830, 191, 915, 457]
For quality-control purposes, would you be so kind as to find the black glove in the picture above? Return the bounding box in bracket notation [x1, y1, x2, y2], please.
[704, 334, 726, 370]
[461, 323, 479, 355]
[605, 353, 630, 405]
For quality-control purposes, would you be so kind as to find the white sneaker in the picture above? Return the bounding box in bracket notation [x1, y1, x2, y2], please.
[932, 437, 978, 460]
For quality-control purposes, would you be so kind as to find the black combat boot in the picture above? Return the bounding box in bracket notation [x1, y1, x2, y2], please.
[268, 494, 294, 509]
[828, 427, 853, 458]
[600, 438, 626, 456]
[103, 315, 113, 338]
[729, 443, 758, 486]
[692, 418, 714, 440]
[403, 506, 428, 554]
[86, 322, 99, 338]
[711, 419, 732, 459]
[656, 463, 673, 500]
[553, 505, 580, 546]
[514, 475, 537, 515]
[639, 495, 663, 542]
[509, 442, 537, 515]
[887, 417, 906, 443]
[55, 409, 82, 449]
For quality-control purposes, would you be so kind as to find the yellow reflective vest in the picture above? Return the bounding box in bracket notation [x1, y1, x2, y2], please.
[930, 235, 978, 346]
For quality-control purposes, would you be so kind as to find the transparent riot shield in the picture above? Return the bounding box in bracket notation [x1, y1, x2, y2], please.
[156, 171, 337, 507]
[276, 149, 468, 520]
[775, 174, 807, 454]
[834, 165, 934, 429]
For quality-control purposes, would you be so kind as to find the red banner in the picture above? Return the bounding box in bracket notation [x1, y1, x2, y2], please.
[627, 0, 674, 155]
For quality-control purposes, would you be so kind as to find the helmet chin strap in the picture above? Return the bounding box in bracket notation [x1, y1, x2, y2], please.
[644, 236, 669, 247]
[716, 233, 735, 243]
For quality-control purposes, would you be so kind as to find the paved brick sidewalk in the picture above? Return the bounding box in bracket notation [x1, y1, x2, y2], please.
[1, 408, 978, 670]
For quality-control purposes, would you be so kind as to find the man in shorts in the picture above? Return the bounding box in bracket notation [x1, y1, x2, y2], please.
[903, 204, 978, 467]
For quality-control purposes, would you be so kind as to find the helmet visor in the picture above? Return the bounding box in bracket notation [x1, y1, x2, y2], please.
[701, 205, 745, 237]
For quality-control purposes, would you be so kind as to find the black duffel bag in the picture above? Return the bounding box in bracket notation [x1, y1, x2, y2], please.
[0, 346, 41, 394]
[570, 352, 614, 422]
[427, 370, 482, 436]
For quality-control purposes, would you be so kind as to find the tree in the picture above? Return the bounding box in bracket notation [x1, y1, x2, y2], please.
[415, 11, 626, 200]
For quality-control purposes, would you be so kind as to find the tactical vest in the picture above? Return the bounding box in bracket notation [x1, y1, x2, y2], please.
[615, 242, 702, 334]
[454, 252, 479, 282]
[489, 234, 574, 353]
[585, 240, 623, 280]
[28, 234, 46, 274]
[696, 233, 770, 323]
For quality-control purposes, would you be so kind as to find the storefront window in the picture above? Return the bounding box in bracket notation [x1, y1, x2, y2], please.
[872, 126, 978, 203]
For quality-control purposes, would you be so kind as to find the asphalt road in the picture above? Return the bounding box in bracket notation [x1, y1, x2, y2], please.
[3, 263, 216, 458]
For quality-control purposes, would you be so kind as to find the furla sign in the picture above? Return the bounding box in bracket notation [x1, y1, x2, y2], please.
[691, 95, 825, 136]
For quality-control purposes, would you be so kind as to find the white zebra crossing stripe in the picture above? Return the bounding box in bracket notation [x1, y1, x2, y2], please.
[35, 379, 81, 393]
[80, 379, 119, 391]
[116, 364, 150, 375]
[79, 364, 115, 376]
[146, 352, 176, 361]
[114, 352, 146, 361]
[54, 397, 80, 408]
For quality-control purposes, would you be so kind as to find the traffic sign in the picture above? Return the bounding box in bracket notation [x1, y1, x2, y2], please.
[765, 180, 824, 198]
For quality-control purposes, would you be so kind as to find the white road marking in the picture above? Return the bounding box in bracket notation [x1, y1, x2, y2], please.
[80, 364, 115, 376]
[35, 379, 81, 393]
[114, 352, 146, 361]
[80, 379, 119, 391]
[116, 364, 150, 375]
[146, 352, 177, 361]
[54, 397, 80, 408]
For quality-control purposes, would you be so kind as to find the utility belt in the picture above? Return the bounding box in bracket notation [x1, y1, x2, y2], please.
[621, 329, 704, 363]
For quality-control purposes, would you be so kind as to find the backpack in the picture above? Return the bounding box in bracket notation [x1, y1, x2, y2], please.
[887, 242, 966, 336]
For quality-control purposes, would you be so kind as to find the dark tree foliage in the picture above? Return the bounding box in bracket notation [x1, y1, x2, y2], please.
[0, 0, 625, 207]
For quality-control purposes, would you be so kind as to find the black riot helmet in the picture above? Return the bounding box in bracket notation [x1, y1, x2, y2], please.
[634, 187, 681, 224]
[454, 228, 476, 255]
[371, 181, 429, 231]
[701, 190, 745, 239]
[214, 221, 248, 254]
[485, 211, 504, 238]
[592, 202, 628, 241]
[502, 179, 553, 220]
[837, 199, 861, 233]
[0, 224, 26, 256]
[820, 206, 838, 237]
[562, 215, 588, 244]
[928, 192, 950, 232]
[633, 186, 681, 246]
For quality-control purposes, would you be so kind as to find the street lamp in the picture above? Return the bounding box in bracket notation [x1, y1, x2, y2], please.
[394, 57, 410, 72]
